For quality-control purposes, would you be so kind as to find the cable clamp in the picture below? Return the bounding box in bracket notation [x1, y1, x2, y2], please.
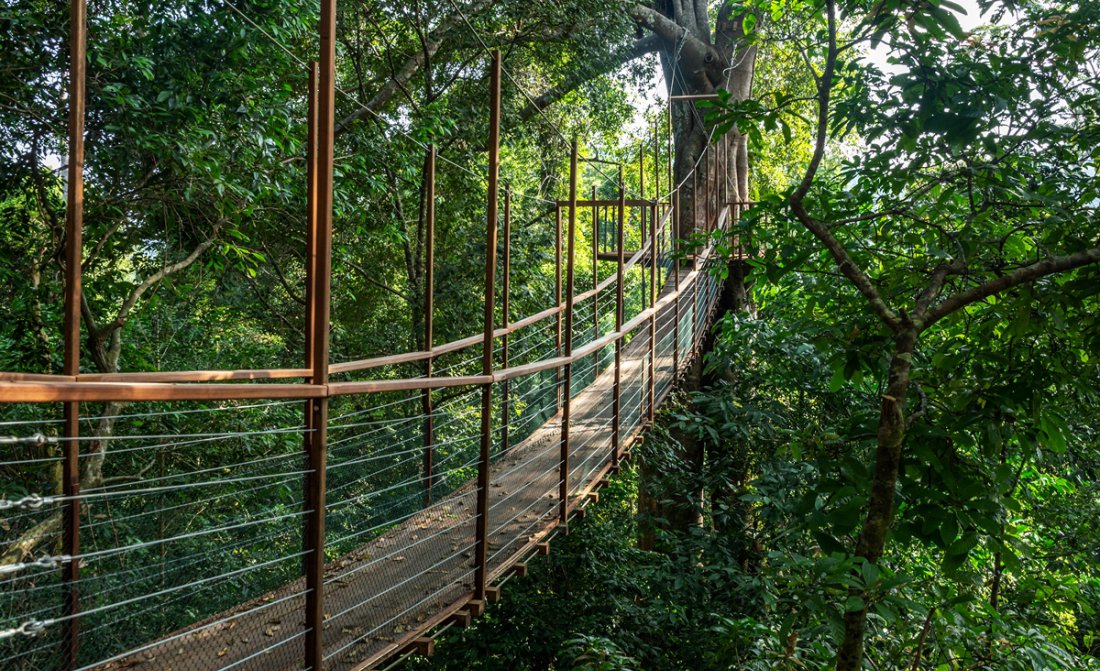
[0, 433, 56, 447]
[0, 554, 72, 576]
[0, 619, 53, 640]
[0, 493, 57, 511]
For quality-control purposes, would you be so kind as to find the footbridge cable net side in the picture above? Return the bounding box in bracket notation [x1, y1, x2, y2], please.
[0, 5, 749, 668]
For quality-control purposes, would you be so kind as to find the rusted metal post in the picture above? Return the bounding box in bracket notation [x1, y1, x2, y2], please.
[302, 62, 319, 584]
[501, 185, 511, 454]
[560, 140, 578, 528]
[721, 135, 728, 208]
[612, 169, 625, 466]
[667, 103, 674, 211]
[705, 145, 712, 233]
[640, 147, 647, 307]
[475, 49, 502, 602]
[672, 187, 680, 377]
[692, 157, 701, 354]
[654, 118, 662, 289]
[653, 119, 660, 205]
[423, 145, 436, 501]
[590, 186, 598, 376]
[648, 201, 657, 422]
[726, 136, 731, 207]
[554, 206, 563, 410]
[304, 63, 319, 381]
[304, 0, 337, 662]
[61, 0, 87, 664]
[692, 162, 698, 237]
[716, 135, 722, 211]
[713, 141, 720, 227]
[712, 140, 721, 224]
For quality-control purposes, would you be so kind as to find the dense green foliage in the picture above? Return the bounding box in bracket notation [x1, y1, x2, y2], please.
[415, 1, 1100, 670]
[1, 0, 1098, 669]
[411, 302, 1098, 670]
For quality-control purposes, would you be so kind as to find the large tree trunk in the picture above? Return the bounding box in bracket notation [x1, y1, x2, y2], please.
[635, 2, 757, 547]
[641, 2, 756, 238]
[835, 328, 917, 671]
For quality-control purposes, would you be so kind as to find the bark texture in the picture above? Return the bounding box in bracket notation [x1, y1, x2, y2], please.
[632, 1, 758, 547]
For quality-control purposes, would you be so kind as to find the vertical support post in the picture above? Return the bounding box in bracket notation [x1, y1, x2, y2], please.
[705, 145, 712, 233]
[667, 103, 674, 213]
[667, 101, 680, 379]
[61, 0, 87, 665]
[672, 187, 680, 377]
[716, 135, 722, 211]
[304, 0, 336, 663]
[646, 119, 655, 204]
[712, 142, 719, 228]
[423, 145, 436, 501]
[721, 136, 726, 209]
[560, 140, 578, 528]
[648, 201, 657, 422]
[692, 163, 698, 237]
[475, 49, 502, 602]
[302, 61, 319, 585]
[304, 64, 319, 387]
[692, 162, 700, 354]
[712, 139, 721, 225]
[590, 186, 598, 378]
[638, 146, 642, 310]
[554, 206, 563, 410]
[612, 169, 625, 466]
[654, 118, 662, 287]
[717, 134, 726, 207]
[728, 136, 734, 208]
[501, 185, 511, 454]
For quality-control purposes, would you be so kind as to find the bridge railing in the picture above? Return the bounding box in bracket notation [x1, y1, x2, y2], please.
[1, 34, 746, 671]
[0, 200, 739, 671]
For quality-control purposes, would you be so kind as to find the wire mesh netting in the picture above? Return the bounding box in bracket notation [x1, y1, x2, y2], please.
[1, 203, 731, 671]
[1, 400, 311, 671]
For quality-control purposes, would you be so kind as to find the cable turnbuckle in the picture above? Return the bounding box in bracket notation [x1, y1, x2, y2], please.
[0, 619, 53, 640]
[0, 554, 72, 576]
[0, 493, 57, 512]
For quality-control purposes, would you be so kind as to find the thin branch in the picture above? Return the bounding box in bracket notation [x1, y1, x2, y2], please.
[520, 35, 661, 121]
[342, 256, 413, 303]
[102, 223, 223, 335]
[908, 607, 937, 671]
[101, 456, 158, 484]
[335, 0, 493, 135]
[260, 240, 306, 306]
[788, 0, 901, 331]
[914, 259, 965, 317]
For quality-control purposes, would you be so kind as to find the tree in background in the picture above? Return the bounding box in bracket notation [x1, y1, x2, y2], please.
[708, 0, 1100, 667]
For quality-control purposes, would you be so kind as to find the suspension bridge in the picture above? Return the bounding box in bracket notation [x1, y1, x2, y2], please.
[0, 4, 746, 670]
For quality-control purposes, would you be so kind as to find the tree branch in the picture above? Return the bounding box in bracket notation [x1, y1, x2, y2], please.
[629, 5, 721, 90]
[335, 0, 493, 136]
[920, 245, 1100, 331]
[914, 259, 966, 317]
[520, 35, 661, 121]
[342, 256, 413, 303]
[102, 223, 223, 337]
[788, 0, 901, 331]
[260, 240, 306, 306]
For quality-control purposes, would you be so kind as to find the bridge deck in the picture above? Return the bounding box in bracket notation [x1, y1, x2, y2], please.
[99, 268, 702, 671]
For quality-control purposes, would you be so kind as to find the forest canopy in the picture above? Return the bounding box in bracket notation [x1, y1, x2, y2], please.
[1, 0, 1098, 670]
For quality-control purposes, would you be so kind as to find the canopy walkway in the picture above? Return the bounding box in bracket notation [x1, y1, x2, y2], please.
[0, 11, 744, 671]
